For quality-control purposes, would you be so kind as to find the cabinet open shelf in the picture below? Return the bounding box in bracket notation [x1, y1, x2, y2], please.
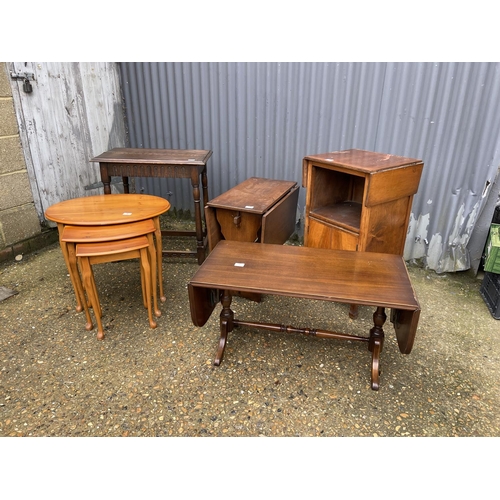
[310, 201, 362, 233]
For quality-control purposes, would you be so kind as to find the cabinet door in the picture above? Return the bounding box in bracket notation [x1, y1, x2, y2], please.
[306, 217, 358, 251]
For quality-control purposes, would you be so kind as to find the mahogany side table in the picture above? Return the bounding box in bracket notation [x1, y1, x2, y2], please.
[205, 177, 299, 252]
[91, 148, 213, 264]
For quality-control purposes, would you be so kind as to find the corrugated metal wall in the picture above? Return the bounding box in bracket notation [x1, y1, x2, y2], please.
[119, 62, 500, 273]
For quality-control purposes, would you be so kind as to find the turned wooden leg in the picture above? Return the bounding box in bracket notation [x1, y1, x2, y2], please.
[122, 176, 130, 193]
[201, 168, 209, 218]
[214, 290, 233, 366]
[100, 166, 111, 195]
[191, 171, 205, 265]
[368, 306, 386, 390]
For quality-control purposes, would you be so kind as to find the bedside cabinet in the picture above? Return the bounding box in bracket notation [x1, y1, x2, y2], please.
[303, 149, 424, 255]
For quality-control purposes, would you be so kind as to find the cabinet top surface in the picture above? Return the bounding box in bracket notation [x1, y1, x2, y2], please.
[207, 177, 297, 213]
[304, 149, 422, 173]
[91, 148, 213, 165]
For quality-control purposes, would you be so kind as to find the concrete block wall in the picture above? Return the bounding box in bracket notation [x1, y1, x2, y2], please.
[0, 62, 57, 263]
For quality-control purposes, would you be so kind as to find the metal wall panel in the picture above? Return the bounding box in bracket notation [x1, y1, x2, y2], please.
[119, 62, 500, 272]
[377, 62, 500, 272]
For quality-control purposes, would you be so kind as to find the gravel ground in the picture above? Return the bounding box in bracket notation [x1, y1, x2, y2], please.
[1, 222, 499, 494]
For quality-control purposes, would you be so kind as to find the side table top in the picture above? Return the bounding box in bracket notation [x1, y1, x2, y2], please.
[90, 148, 213, 166]
[207, 177, 297, 214]
[304, 149, 423, 174]
[45, 194, 170, 226]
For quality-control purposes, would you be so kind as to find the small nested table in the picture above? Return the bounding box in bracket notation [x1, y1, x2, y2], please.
[45, 194, 170, 314]
[188, 240, 420, 390]
[91, 148, 212, 264]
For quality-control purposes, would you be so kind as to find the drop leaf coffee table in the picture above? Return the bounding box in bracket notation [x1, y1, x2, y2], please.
[188, 240, 420, 390]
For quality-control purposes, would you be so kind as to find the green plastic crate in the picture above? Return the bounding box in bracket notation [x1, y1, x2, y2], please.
[484, 223, 500, 273]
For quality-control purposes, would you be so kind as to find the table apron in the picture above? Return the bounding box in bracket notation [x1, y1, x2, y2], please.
[100, 163, 206, 179]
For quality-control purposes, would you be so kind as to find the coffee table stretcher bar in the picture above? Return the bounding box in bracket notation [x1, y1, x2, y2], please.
[188, 241, 420, 390]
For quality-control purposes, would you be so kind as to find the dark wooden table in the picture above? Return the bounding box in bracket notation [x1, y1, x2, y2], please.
[188, 240, 421, 390]
[205, 177, 299, 250]
[91, 148, 213, 264]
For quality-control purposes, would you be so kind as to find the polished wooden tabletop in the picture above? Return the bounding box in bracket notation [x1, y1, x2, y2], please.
[90, 148, 213, 166]
[44, 194, 170, 226]
[206, 177, 297, 214]
[303, 149, 422, 174]
[189, 240, 419, 310]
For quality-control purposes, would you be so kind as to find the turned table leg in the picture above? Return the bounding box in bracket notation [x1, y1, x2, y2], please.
[191, 171, 206, 265]
[100, 165, 112, 195]
[122, 176, 130, 193]
[214, 290, 234, 366]
[368, 306, 386, 390]
[201, 168, 209, 217]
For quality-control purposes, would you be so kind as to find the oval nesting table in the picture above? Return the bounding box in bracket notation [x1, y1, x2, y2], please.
[45, 194, 170, 318]
[45, 193, 170, 226]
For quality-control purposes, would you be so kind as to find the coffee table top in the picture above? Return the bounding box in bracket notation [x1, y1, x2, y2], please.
[45, 194, 170, 226]
[189, 240, 419, 311]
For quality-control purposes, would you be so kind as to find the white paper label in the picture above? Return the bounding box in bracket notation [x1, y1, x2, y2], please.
[123, 212, 133, 216]
[245, 205, 254, 209]
[234, 262, 245, 267]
